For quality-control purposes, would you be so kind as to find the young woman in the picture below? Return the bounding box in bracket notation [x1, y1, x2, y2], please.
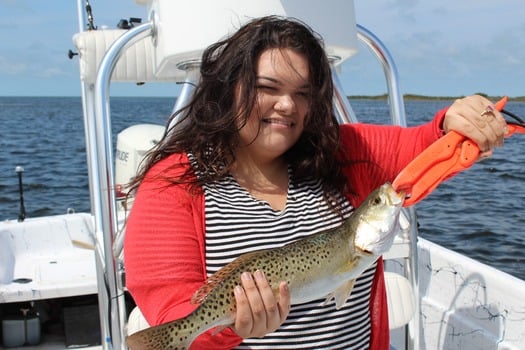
[124, 16, 506, 349]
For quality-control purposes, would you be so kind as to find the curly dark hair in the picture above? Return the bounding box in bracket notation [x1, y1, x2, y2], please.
[129, 16, 349, 206]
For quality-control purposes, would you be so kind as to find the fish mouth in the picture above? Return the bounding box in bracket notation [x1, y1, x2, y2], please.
[385, 183, 405, 206]
[356, 247, 374, 256]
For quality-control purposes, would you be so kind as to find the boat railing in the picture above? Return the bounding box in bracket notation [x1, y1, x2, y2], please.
[74, 1, 419, 349]
[356, 24, 420, 350]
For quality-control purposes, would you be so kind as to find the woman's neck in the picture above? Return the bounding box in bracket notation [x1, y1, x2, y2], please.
[230, 153, 289, 211]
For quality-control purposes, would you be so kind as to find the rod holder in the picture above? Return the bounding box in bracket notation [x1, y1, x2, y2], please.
[15, 166, 26, 222]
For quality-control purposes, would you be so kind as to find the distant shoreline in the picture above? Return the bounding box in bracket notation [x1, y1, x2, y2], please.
[348, 93, 525, 102]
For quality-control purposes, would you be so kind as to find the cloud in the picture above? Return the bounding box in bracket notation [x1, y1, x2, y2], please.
[36, 67, 68, 79]
[0, 45, 70, 80]
[352, 0, 525, 96]
[0, 56, 27, 75]
[0, 0, 30, 10]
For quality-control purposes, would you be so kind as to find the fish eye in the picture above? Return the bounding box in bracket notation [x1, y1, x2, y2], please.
[373, 197, 382, 205]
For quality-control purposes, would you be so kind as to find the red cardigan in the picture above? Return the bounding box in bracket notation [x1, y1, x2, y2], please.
[124, 110, 445, 349]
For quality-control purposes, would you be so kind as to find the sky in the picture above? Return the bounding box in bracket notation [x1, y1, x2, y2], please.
[0, 0, 523, 97]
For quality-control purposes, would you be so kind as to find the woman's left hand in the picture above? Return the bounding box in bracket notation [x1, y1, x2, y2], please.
[232, 270, 291, 339]
[442, 95, 508, 158]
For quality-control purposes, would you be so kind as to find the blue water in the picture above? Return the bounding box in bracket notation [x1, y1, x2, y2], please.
[1, 97, 524, 280]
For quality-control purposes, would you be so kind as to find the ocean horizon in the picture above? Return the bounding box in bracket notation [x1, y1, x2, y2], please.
[1, 96, 524, 280]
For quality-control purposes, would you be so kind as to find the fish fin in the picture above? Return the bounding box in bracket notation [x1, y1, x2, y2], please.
[127, 318, 192, 350]
[191, 251, 261, 305]
[210, 325, 229, 336]
[191, 272, 239, 305]
[191, 284, 212, 305]
[323, 279, 356, 310]
[127, 311, 235, 349]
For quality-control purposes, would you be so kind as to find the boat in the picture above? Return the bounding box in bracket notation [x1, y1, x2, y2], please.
[1, 1, 524, 349]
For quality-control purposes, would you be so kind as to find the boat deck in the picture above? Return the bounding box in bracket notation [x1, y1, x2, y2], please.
[0, 213, 97, 304]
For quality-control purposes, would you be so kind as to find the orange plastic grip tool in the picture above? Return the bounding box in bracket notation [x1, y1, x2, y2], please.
[392, 96, 524, 206]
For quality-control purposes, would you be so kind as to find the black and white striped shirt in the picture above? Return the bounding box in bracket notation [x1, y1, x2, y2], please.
[203, 171, 375, 349]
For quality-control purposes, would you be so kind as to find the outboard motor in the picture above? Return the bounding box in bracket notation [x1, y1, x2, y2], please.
[114, 123, 165, 210]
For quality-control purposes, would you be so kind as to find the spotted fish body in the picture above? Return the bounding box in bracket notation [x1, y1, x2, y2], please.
[126, 182, 404, 350]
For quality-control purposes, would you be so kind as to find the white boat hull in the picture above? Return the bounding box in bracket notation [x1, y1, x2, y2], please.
[1, 216, 524, 349]
[388, 237, 525, 350]
[0, 213, 97, 303]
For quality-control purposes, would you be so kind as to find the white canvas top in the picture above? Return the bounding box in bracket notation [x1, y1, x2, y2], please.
[74, 0, 358, 83]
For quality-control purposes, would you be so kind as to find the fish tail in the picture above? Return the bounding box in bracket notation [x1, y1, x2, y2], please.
[126, 318, 194, 350]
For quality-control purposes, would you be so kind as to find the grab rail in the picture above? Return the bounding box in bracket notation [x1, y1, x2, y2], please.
[356, 24, 420, 350]
[91, 22, 154, 350]
[356, 24, 407, 127]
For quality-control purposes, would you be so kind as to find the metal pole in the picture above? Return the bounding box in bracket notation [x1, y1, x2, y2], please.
[76, 0, 86, 33]
[167, 61, 201, 131]
[74, 1, 113, 347]
[93, 22, 154, 350]
[331, 65, 358, 124]
[357, 24, 420, 350]
[356, 25, 407, 127]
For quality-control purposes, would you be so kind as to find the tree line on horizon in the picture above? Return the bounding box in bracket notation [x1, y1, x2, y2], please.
[348, 93, 525, 102]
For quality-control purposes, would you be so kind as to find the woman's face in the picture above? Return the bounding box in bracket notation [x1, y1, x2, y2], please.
[236, 48, 311, 163]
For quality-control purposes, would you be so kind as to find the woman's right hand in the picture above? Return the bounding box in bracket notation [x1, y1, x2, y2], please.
[442, 95, 507, 158]
[231, 270, 291, 339]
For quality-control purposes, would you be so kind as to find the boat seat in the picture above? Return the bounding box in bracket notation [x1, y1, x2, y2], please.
[383, 210, 417, 329]
[73, 29, 162, 84]
[126, 306, 150, 336]
[384, 271, 416, 329]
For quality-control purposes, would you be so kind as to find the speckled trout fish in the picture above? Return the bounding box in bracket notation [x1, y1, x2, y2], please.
[127, 182, 404, 350]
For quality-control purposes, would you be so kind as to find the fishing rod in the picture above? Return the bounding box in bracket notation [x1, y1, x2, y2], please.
[501, 108, 525, 125]
[16, 166, 26, 222]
